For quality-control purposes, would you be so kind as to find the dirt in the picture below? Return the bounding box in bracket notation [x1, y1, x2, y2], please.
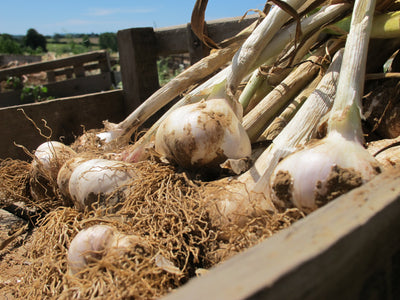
[315, 165, 364, 207]
[0, 209, 31, 299]
[272, 165, 369, 212]
[271, 170, 294, 209]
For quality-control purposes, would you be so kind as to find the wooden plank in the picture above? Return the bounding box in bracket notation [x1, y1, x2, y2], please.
[117, 27, 159, 113]
[186, 23, 209, 65]
[0, 73, 114, 108]
[155, 15, 258, 56]
[206, 15, 258, 43]
[0, 54, 41, 66]
[47, 70, 56, 82]
[0, 50, 108, 80]
[45, 73, 114, 98]
[0, 90, 22, 108]
[0, 89, 125, 161]
[73, 63, 85, 78]
[51, 63, 102, 78]
[162, 167, 400, 300]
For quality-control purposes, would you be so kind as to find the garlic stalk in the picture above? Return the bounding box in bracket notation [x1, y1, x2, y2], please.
[327, 11, 400, 39]
[226, 0, 309, 96]
[259, 73, 322, 141]
[270, 0, 381, 213]
[68, 224, 147, 275]
[239, 27, 322, 112]
[243, 51, 324, 142]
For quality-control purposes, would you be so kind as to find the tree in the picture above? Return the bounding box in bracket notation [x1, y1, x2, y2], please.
[53, 33, 63, 43]
[81, 34, 91, 47]
[99, 32, 118, 52]
[0, 34, 23, 54]
[24, 28, 47, 52]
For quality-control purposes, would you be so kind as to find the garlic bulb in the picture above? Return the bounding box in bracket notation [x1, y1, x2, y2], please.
[155, 98, 251, 171]
[30, 141, 76, 201]
[57, 156, 89, 200]
[59, 158, 136, 211]
[270, 132, 380, 213]
[270, 0, 380, 213]
[68, 225, 145, 275]
[31, 141, 76, 181]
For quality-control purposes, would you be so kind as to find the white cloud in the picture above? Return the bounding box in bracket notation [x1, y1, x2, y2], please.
[86, 7, 154, 16]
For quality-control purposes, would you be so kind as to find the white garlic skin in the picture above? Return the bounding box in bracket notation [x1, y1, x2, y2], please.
[155, 98, 251, 170]
[32, 141, 76, 180]
[68, 225, 115, 275]
[68, 225, 147, 275]
[270, 132, 381, 213]
[57, 156, 89, 199]
[66, 159, 136, 211]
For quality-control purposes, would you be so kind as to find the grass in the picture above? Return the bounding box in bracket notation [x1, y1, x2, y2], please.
[46, 43, 101, 55]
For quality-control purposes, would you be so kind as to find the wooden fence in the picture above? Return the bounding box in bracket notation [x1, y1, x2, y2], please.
[0, 50, 116, 107]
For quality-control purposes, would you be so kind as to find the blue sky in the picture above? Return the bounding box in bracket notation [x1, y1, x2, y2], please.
[1, 0, 265, 36]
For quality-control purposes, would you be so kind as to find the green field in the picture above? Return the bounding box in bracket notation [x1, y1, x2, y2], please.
[46, 36, 101, 56]
[46, 42, 101, 55]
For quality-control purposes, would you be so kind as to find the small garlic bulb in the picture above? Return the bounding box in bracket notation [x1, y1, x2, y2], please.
[59, 158, 136, 211]
[155, 98, 251, 171]
[68, 225, 115, 275]
[67, 225, 145, 275]
[57, 156, 88, 200]
[30, 141, 76, 201]
[31, 141, 76, 181]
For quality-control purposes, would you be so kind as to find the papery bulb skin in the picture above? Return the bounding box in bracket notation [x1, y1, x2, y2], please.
[270, 132, 381, 213]
[32, 141, 76, 180]
[57, 156, 89, 200]
[30, 141, 76, 201]
[67, 225, 115, 275]
[155, 98, 251, 171]
[67, 159, 136, 211]
[68, 225, 148, 275]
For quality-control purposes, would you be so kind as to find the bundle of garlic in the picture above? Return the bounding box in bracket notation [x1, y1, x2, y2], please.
[25, 2, 351, 213]
[6, 2, 400, 300]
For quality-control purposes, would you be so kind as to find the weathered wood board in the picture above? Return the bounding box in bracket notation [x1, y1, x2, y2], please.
[0, 51, 110, 81]
[0, 73, 115, 107]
